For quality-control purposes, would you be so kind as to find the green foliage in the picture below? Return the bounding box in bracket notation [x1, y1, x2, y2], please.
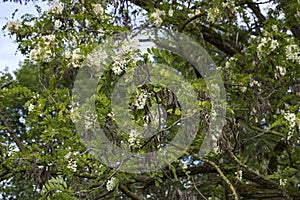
[1, 0, 300, 199]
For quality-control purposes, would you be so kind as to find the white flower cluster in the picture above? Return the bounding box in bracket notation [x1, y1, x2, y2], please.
[285, 44, 300, 64]
[7, 20, 20, 32]
[279, 178, 287, 187]
[274, 66, 286, 79]
[92, 4, 104, 16]
[135, 89, 148, 109]
[106, 177, 119, 191]
[168, 9, 174, 17]
[128, 129, 141, 148]
[84, 112, 97, 130]
[112, 37, 139, 75]
[54, 20, 62, 29]
[272, 25, 278, 32]
[86, 46, 108, 68]
[225, 57, 238, 69]
[112, 56, 126, 75]
[235, 170, 243, 181]
[249, 79, 260, 88]
[188, 9, 201, 18]
[28, 103, 35, 112]
[257, 37, 279, 59]
[283, 111, 296, 128]
[222, 0, 236, 10]
[64, 151, 79, 172]
[150, 9, 165, 26]
[207, 7, 220, 23]
[65, 48, 83, 68]
[29, 34, 56, 62]
[47, 2, 63, 15]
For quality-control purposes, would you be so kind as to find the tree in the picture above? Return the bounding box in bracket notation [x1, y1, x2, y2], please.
[1, 0, 300, 199]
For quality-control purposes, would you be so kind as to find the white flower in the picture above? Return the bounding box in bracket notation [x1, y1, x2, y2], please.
[65, 152, 79, 172]
[270, 39, 279, 51]
[272, 24, 278, 32]
[92, 4, 104, 15]
[150, 9, 165, 26]
[168, 9, 173, 17]
[128, 130, 141, 148]
[249, 79, 260, 88]
[64, 152, 72, 160]
[87, 48, 108, 68]
[28, 103, 35, 112]
[48, 2, 63, 15]
[275, 66, 286, 79]
[67, 159, 77, 172]
[135, 89, 148, 109]
[240, 86, 247, 93]
[207, 7, 220, 23]
[284, 112, 296, 128]
[107, 112, 115, 118]
[65, 50, 72, 59]
[286, 44, 300, 64]
[106, 177, 119, 191]
[54, 20, 62, 29]
[235, 170, 243, 181]
[120, 37, 139, 56]
[112, 57, 125, 75]
[29, 48, 39, 61]
[41, 34, 56, 45]
[279, 178, 287, 187]
[72, 48, 82, 60]
[7, 20, 20, 32]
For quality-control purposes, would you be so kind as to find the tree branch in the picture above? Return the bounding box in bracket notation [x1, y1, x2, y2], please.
[0, 109, 26, 152]
[119, 184, 142, 200]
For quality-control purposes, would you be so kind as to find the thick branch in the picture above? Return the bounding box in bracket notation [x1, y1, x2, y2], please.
[119, 184, 142, 200]
[0, 109, 26, 152]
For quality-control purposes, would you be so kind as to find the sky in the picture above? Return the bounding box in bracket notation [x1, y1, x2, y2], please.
[0, 1, 49, 75]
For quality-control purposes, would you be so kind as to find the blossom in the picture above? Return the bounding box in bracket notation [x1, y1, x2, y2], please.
[272, 24, 278, 32]
[29, 48, 39, 61]
[284, 112, 296, 128]
[257, 37, 278, 59]
[207, 7, 220, 23]
[279, 178, 287, 187]
[65, 50, 72, 59]
[250, 79, 260, 88]
[64, 151, 79, 172]
[47, 2, 63, 15]
[112, 57, 125, 75]
[285, 44, 300, 64]
[28, 103, 35, 112]
[92, 4, 104, 16]
[72, 48, 82, 60]
[150, 9, 165, 26]
[235, 170, 243, 181]
[86, 48, 108, 68]
[128, 129, 141, 148]
[54, 20, 62, 29]
[135, 89, 148, 109]
[240, 86, 247, 93]
[120, 37, 139, 56]
[270, 39, 279, 51]
[275, 66, 286, 79]
[106, 177, 119, 191]
[168, 9, 173, 17]
[41, 34, 56, 46]
[67, 159, 77, 172]
[225, 57, 237, 68]
[7, 20, 20, 32]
